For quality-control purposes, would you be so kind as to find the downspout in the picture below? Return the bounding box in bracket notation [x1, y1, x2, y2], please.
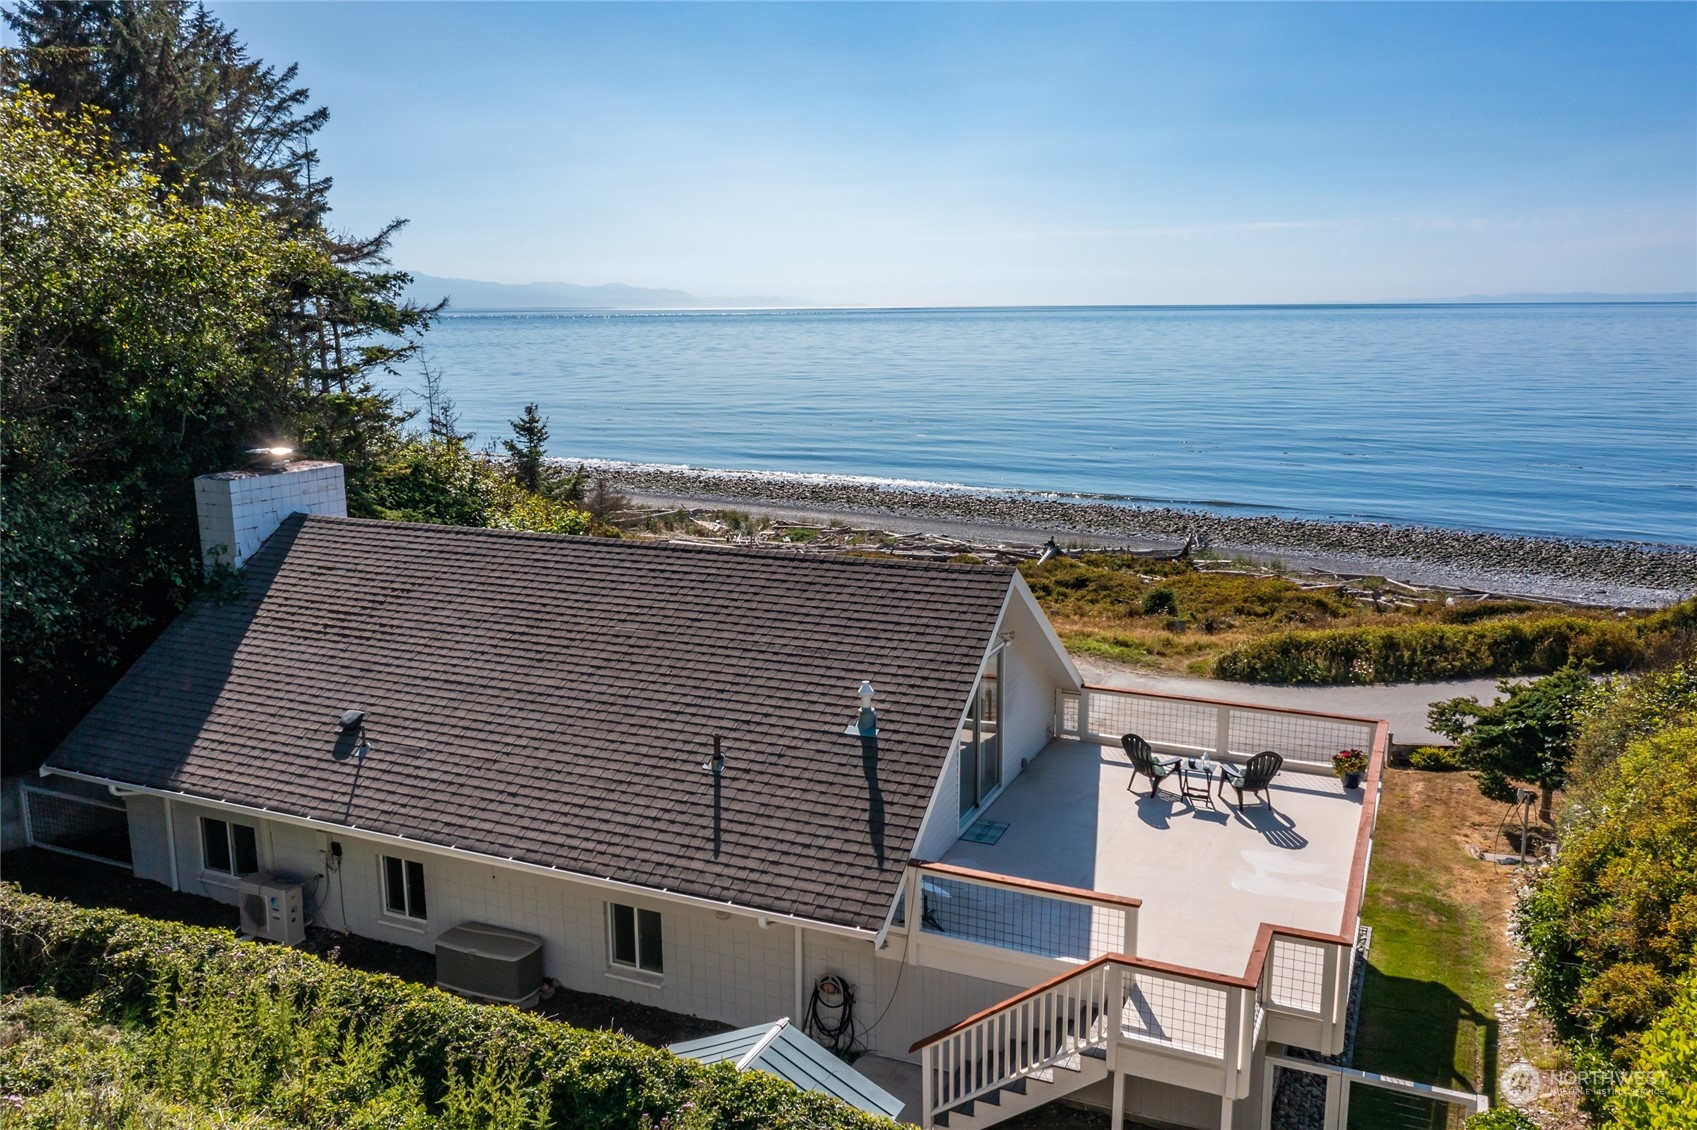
[163, 796, 179, 891]
[794, 924, 806, 1022]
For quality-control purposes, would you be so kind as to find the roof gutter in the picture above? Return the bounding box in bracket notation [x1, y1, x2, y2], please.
[40, 765, 877, 942]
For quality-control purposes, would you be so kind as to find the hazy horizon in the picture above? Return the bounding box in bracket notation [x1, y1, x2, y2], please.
[189, 2, 1695, 307]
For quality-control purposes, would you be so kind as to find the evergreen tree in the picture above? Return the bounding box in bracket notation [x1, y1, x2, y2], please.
[3, 0, 444, 410]
[504, 404, 551, 494]
[1428, 661, 1595, 821]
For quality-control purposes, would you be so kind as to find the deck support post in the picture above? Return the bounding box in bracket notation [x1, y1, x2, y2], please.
[920, 1047, 934, 1128]
[1219, 1095, 1234, 1130]
[1110, 1067, 1125, 1129]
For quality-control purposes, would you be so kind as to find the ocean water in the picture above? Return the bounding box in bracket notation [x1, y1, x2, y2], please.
[405, 304, 1697, 545]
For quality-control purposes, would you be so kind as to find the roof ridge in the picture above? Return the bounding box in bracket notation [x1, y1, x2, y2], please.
[292, 512, 1018, 576]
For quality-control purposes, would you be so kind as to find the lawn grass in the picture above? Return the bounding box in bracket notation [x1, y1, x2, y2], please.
[1354, 767, 1532, 1102]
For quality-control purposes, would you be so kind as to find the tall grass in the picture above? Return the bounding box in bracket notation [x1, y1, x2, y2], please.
[1214, 602, 1695, 685]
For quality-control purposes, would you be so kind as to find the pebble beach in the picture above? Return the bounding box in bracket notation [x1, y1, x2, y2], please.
[589, 462, 1697, 609]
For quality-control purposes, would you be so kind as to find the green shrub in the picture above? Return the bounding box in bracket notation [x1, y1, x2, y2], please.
[0, 887, 891, 1130]
[1605, 967, 1697, 1129]
[1214, 614, 1645, 685]
[1409, 745, 1465, 771]
[1464, 1107, 1539, 1130]
[1141, 586, 1179, 617]
[1518, 722, 1697, 1086]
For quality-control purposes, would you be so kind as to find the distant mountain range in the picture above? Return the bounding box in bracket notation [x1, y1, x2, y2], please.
[1420, 291, 1696, 303]
[402, 275, 1695, 311]
[404, 274, 810, 311]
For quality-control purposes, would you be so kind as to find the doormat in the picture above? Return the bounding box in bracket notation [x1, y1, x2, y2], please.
[961, 819, 1009, 845]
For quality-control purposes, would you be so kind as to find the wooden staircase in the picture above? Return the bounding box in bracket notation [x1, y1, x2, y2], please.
[932, 1046, 1110, 1128]
[914, 961, 1123, 1129]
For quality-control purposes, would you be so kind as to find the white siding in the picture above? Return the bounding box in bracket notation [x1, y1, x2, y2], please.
[145, 798, 1027, 1060]
[910, 605, 1073, 863]
[123, 795, 172, 887]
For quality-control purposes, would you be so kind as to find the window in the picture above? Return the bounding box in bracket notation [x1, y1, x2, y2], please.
[958, 648, 1005, 818]
[382, 855, 428, 921]
[609, 903, 663, 974]
[200, 817, 259, 875]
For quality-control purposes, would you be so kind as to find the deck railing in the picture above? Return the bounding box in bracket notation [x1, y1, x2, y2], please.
[912, 955, 1264, 1126]
[1054, 684, 1381, 769]
[910, 927, 1359, 1126]
[919, 958, 1119, 1123]
[903, 862, 1139, 963]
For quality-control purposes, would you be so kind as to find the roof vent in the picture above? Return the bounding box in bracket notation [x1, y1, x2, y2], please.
[246, 446, 294, 470]
[338, 709, 366, 732]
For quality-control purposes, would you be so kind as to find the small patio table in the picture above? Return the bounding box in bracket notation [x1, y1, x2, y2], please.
[1176, 758, 1216, 805]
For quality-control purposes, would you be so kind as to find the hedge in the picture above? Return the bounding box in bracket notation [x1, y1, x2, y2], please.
[1213, 614, 1645, 685]
[0, 886, 891, 1130]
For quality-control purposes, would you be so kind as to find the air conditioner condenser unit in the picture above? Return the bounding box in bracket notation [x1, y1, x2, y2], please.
[238, 875, 306, 945]
[436, 922, 545, 1009]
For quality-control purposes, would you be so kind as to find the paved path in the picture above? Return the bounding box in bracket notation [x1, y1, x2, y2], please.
[1074, 661, 1515, 747]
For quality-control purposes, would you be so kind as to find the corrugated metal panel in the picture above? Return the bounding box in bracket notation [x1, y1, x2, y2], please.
[670, 1021, 902, 1119]
[667, 1023, 768, 1065]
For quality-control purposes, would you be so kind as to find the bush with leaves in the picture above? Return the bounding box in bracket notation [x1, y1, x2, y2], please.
[1214, 614, 1652, 686]
[1518, 721, 1697, 1099]
[1605, 966, 1697, 1129]
[1463, 1107, 1539, 1130]
[0, 886, 891, 1130]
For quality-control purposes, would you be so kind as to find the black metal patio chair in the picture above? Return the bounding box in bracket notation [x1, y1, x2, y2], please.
[1123, 733, 1179, 796]
[1220, 750, 1284, 811]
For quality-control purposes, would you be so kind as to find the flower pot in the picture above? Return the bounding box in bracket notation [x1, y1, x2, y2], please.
[1343, 771, 1363, 789]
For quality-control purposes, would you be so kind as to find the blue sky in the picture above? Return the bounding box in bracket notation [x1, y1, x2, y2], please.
[200, 2, 1694, 306]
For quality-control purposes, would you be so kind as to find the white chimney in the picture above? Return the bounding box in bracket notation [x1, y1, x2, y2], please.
[194, 458, 346, 574]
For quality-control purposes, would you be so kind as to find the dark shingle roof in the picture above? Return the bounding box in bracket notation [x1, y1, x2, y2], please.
[47, 515, 1013, 931]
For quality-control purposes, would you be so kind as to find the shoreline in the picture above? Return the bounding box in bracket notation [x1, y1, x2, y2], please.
[586, 463, 1697, 608]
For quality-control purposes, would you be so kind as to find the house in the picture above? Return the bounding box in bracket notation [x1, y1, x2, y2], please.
[34, 459, 1389, 1130]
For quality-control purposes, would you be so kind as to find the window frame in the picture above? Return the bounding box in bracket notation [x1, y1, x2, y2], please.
[957, 646, 1006, 821]
[607, 902, 663, 975]
[380, 854, 428, 922]
[199, 816, 260, 877]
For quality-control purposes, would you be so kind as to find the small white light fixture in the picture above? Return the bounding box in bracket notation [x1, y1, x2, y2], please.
[701, 735, 726, 775]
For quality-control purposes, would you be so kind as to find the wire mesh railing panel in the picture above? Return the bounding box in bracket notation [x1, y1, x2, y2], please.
[1269, 937, 1329, 1013]
[1085, 691, 1217, 753]
[21, 788, 132, 866]
[1345, 1084, 1467, 1130]
[1057, 691, 1081, 735]
[917, 873, 1126, 961]
[1230, 709, 1377, 768]
[1120, 972, 1228, 1058]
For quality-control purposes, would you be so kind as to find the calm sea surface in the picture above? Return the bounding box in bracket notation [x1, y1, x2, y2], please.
[406, 304, 1697, 545]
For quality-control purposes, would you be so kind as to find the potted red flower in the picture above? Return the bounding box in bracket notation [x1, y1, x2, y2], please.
[1333, 748, 1368, 789]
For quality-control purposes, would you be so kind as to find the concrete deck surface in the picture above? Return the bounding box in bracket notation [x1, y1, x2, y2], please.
[940, 738, 1365, 977]
[853, 1054, 922, 1124]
